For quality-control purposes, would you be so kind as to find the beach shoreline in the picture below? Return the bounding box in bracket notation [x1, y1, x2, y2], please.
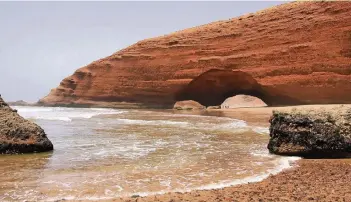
[11, 104, 347, 202]
[100, 104, 351, 202]
[106, 158, 351, 202]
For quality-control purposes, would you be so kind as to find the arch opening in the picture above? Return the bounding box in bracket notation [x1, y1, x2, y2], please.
[174, 69, 302, 107]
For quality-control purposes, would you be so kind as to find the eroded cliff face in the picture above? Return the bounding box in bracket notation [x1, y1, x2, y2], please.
[40, 1, 351, 108]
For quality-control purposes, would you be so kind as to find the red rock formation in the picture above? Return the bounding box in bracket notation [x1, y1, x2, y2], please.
[40, 1, 351, 108]
[175, 69, 304, 106]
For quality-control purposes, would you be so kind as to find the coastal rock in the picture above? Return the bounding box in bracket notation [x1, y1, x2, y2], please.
[220, 95, 267, 109]
[8, 100, 33, 106]
[40, 2, 351, 108]
[268, 107, 351, 157]
[0, 95, 53, 154]
[173, 100, 205, 110]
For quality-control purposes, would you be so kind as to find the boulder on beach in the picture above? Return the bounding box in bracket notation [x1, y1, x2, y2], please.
[0, 95, 53, 154]
[268, 107, 351, 158]
[221, 95, 267, 109]
[173, 100, 205, 110]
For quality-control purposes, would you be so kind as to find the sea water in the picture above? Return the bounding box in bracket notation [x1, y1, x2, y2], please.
[0, 106, 299, 201]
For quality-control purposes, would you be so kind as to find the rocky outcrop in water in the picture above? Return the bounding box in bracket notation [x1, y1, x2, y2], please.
[173, 100, 205, 110]
[0, 95, 53, 154]
[268, 107, 351, 157]
[40, 2, 351, 108]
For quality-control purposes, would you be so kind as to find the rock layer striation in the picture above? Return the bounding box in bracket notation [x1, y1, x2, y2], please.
[40, 2, 351, 108]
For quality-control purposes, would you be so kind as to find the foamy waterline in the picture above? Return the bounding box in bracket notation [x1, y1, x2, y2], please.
[131, 156, 301, 197]
[43, 157, 300, 201]
[12, 106, 125, 122]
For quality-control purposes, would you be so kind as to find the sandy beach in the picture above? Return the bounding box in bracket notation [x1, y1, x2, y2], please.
[103, 105, 351, 202]
[110, 159, 351, 202]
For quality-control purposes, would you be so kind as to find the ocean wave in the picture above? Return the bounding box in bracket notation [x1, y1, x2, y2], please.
[35, 116, 73, 122]
[114, 118, 248, 132]
[12, 106, 54, 112]
[115, 118, 190, 126]
[13, 106, 125, 122]
[33, 155, 300, 202]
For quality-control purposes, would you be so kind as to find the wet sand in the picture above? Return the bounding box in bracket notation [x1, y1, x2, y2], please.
[91, 105, 351, 201]
[110, 159, 351, 202]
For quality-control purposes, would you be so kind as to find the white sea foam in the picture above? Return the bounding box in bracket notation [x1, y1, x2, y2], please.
[131, 156, 301, 198]
[114, 118, 248, 133]
[115, 118, 189, 126]
[250, 149, 273, 158]
[41, 153, 298, 201]
[12, 107, 54, 112]
[194, 156, 300, 190]
[12, 106, 125, 122]
[252, 127, 270, 135]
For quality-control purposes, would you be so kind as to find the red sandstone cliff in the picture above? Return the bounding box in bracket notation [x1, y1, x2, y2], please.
[40, 1, 351, 108]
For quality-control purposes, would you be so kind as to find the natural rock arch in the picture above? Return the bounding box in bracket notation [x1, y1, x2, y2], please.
[174, 69, 302, 107]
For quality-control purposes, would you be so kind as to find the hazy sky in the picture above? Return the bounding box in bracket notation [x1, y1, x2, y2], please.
[0, 1, 283, 102]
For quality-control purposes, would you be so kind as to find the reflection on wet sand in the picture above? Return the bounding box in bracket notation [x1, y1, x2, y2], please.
[0, 152, 52, 201]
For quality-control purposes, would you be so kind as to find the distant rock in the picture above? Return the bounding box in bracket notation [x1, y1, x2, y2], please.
[221, 95, 267, 109]
[0, 95, 53, 154]
[173, 100, 205, 110]
[268, 107, 351, 158]
[7, 100, 33, 106]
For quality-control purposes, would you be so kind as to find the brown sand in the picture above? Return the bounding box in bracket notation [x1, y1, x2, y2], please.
[108, 159, 351, 202]
[84, 105, 351, 202]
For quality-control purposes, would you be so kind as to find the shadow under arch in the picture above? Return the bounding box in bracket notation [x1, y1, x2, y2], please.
[174, 69, 303, 107]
